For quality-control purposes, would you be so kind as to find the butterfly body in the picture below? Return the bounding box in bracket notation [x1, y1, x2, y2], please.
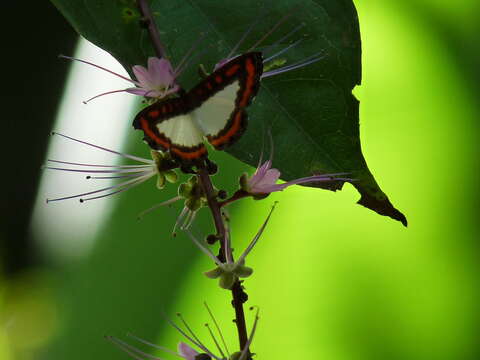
[133, 52, 263, 162]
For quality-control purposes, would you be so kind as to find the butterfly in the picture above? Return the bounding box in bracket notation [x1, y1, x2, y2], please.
[133, 52, 263, 163]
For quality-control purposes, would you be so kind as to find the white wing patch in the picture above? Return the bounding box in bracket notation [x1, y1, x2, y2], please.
[156, 114, 204, 147]
[192, 82, 240, 137]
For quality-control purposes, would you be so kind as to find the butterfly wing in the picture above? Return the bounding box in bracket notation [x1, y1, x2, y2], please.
[190, 52, 263, 150]
[133, 98, 208, 161]
[133, 52, 263, 162]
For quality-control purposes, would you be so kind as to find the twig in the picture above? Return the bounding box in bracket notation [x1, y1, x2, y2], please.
[136, 0, 166, 58]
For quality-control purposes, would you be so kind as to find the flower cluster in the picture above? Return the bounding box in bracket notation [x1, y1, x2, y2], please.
[107, 304, 259, 360]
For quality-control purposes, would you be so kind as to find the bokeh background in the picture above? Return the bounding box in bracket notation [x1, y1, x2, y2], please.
[2, 1, 479, 360]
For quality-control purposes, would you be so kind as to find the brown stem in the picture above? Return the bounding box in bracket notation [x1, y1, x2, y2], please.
[136, 0, 166, 58]
[231, 281, 251, 355]
[197, 166, 226, 251]
[219, 189, 250, 208]
[196, 163, 250, 355]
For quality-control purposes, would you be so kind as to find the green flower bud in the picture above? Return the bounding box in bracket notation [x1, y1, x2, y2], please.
[156, 173, 166, 189]
[186, 197, 202, 212]
[219, 272, 236, 290]
[239, 173, 249, 191]
[164, 169, 178, 183]
[178, 182, 193, 198]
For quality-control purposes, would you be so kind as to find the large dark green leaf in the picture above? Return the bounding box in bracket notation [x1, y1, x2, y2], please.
[50, 0, 406, 225]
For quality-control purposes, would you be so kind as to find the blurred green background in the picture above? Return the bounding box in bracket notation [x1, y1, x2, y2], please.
[1, 1, 479, 360]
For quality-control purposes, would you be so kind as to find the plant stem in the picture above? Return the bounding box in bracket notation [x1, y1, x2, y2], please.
[196, 166, 226, 258]
[197, 164, 250, 355]
[135, 2, 251, 354]
[136, 0, 166, 59]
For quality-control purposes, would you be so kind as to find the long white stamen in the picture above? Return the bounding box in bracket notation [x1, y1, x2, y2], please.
[47, 159, 152, 168]
[137, 196, 182, 220]
[226, 12, 264, 59]
[247, 12, 293, 52]
[46, 173, 152, 203]
[174, 32, 208, 76]
[184, 230, 222, 266]
[163, 316, 220, 360]
[82, 89, 129, 104]
[238, 308, 260, 360]
[173, 207, 189, 236]
[59, 55, 140, 85]
[106, 336, 167, 360]
[44, 166, 151, 174]
[181, 210, 197, 230]
[126, 333, 179, 358]
[204, 323, 225, 359]
[263, 38, 303, 63]
[87, 172, 152, 180]
[204, 302, 230, 358]
[262, 53, 325, 78]
[238, 203, 277, 264]
[80, 174, 152, 202]
[176, 313, 208, 353]
[175, 47, 211, 78]
[52, 132, 154, 164]
[262, 22, 305, 56]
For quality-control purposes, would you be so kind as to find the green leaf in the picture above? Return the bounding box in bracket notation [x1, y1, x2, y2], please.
[51, 0, 406, 225]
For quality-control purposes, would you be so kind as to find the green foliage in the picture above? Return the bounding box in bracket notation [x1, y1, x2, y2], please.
[50, 0, 406, 224]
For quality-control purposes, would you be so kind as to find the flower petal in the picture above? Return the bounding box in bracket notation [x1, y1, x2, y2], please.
[148, 57, 176, 86]
[132, 64, 153, 87]
[178, 342, 199, 360]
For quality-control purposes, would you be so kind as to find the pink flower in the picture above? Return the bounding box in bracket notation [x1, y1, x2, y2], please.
[178, 342, 199, 360]
[60, 55, 180, 103]
[243, 159, 350, 195]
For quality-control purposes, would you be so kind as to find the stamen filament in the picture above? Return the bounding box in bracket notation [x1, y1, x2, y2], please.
[47, 173, 153, 203]
[83, 89, 129, 104]
[173, 207, 189, 236]
[184, 231, 223, 266]
[59, 55, 140, 85]
[204, 323, 225, 359]
[106, 336, 166, 360]
[127, 333, 179, 357]
[52, 133, 154, 164]
[44, 166, 151, 174]
[47, 159, 152, 168]
[163, 316, 220, 360]
[263, 38, 303, 63]
[137, 196, 182, 220]
[174, 32, 208, 76]
[262, 22, 305, 57]
[247, 13, 293, 52]
[204, 302, 230, 358]
[177, 314, 206, 352]
[80, 174, 153, 202]
[238, 203, 277, 264]
[87, 172, 152, 180]
[262, 53, 325, 78]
